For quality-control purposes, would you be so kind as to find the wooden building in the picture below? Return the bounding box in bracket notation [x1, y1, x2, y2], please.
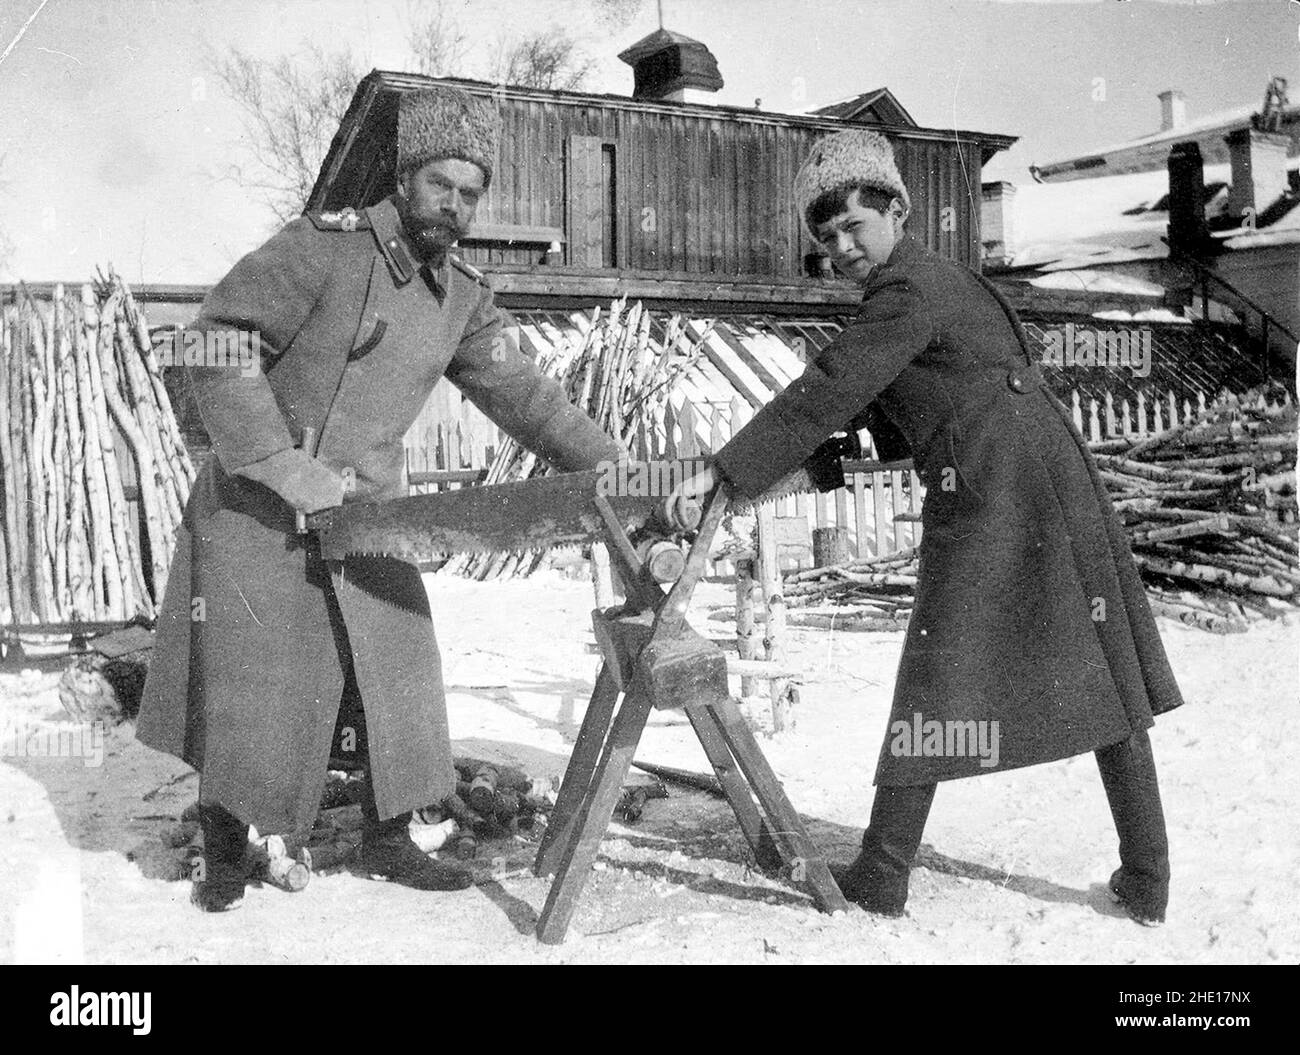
[308, 53, 1015, 314]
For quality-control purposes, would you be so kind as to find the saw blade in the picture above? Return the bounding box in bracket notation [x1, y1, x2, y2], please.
[729, 467, 818, 512]
[308, 466, 683, 562]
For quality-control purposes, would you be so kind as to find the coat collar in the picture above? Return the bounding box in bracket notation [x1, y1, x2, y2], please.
[366, 195, 451, 300]
[857, 231, 923, 292]
[881, 231, 923, 272]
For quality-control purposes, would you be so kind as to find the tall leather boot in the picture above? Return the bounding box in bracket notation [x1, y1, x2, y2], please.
[358, 773, 473, 892]
[192, 801, 250, 912]
[1096, 729, 1170, 926]
[832, 782, 936, 917]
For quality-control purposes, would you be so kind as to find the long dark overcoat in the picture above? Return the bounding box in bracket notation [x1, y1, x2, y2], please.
[137, 196, 621, 834]
[713, 233, 1184, 784]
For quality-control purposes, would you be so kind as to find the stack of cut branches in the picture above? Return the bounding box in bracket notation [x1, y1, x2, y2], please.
[0, 272, 194, 624]
[1105, 386, 1296, 632]
[784, 546, 917, 630]
[444, 298, 712, 580]
[780, 388, 1298, 634]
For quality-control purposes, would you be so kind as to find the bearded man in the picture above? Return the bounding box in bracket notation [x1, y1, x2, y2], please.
[138, 86, 623, 911]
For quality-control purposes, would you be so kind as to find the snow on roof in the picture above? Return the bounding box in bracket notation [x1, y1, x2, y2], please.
[1028, 269, 1167, 297]
[1033, 104, 1261, 173]
[1090, 308, 1190, 324]
[1005, 158, 1300, 269]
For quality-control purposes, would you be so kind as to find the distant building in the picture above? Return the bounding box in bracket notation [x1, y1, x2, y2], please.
[1028, 77, 1298, 182]
[309, 29, 1015, 313]
[985, 77, 1298, 382]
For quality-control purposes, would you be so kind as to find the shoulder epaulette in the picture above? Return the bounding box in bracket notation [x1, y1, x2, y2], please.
[449, 254, 490, 289]
[307, 207, 370, 232]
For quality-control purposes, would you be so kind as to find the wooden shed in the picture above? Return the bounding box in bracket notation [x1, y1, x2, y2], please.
[307, 69, 1016, 312]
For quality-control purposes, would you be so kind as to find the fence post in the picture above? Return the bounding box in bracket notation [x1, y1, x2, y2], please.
[735, 558, 759, 698]
[851, 471, 868, 558]
[757, 500, 794, 733]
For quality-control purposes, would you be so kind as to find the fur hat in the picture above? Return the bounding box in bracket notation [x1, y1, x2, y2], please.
[793, 129, 910, 239]
[397, 86, 501, 185]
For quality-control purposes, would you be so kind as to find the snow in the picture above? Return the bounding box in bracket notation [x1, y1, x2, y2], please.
[1, 570, 1296, 964]
[1009, 161, 1241, 270]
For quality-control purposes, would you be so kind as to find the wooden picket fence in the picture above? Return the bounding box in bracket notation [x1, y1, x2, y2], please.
[1067, 387, 1212, 444]
[401, 382, 1237, 574]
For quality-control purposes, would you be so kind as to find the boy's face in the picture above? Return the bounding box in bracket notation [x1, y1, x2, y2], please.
[814, 190, 904, 284]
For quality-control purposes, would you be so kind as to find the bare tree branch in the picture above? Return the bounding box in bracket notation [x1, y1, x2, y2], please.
[211, 43, 362, 222]
[209, 13, 595, 227]
[591, 0, 645, 30]
[403, 0, 470, 78]
[490, 27, 595, 91]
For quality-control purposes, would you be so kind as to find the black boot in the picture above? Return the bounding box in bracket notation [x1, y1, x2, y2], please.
[358, 778, 472, 892]
[833, 782, 936, 917]
[192, 802, 250, 912]
[1096, 730, 1170, 926]
[359, 813, 474, 891]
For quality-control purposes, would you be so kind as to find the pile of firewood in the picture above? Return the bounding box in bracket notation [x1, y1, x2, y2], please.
[784, 546, 917, 630]
[1105, 387, 1297, 632]
[443, 298, 712, 580]
[1, 273, 194, 623]
[781, 388, 1298, 634]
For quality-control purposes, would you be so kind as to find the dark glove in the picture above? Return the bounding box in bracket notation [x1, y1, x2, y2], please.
[802, 430, 863, 492]
[237, 447, 347, 514]
[853, 403, 912, 463]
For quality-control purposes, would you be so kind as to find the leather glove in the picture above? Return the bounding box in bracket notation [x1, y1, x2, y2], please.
[237, 447, 347, 514]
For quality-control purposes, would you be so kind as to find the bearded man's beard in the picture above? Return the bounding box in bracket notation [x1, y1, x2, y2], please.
[397, 202, 468, 266]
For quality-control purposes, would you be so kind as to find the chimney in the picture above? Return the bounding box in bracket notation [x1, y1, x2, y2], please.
[1225, 126, 1291, 222]
[617, 28, 723, 104]
[1167, 141, 1209, 254]
[980, 181, 1017, 266]
[1158, 90, 1187, 132]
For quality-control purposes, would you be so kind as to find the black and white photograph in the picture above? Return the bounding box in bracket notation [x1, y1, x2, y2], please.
[0, 0, 1296, 991]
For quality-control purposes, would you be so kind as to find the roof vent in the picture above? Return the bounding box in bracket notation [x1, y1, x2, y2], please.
[617, 28, 723, 104]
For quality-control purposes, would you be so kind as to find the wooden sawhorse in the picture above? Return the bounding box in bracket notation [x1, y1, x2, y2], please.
[531, 484, 848, 943]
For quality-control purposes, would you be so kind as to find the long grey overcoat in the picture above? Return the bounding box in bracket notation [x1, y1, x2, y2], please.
[137, 196, 621, 833]
[713, 233, 1184, 784]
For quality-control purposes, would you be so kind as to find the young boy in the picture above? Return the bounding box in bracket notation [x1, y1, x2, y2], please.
[674, 129, 1180, 925]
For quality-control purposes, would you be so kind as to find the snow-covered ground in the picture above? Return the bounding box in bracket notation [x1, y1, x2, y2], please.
[2, 570, 1296, 964]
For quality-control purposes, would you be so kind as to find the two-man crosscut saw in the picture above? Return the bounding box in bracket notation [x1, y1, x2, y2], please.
[305, 463, 705, 563]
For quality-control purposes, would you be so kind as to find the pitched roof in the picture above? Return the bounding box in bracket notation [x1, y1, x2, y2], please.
[810, 88, 917, 128]
[617, 28, 711, 66]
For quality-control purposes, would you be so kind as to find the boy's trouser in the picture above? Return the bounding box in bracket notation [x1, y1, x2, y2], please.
[863, 729, 1169, 887]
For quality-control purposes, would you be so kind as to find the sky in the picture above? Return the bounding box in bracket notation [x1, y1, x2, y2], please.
[0, 0, 1296, 283]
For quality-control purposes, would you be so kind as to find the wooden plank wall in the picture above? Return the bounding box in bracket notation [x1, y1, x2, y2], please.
[440, 95, 984, 276]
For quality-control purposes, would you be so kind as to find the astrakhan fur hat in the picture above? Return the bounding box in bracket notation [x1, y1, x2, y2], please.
[793, 129, 910, 238]
[397, 85, 501, 184]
